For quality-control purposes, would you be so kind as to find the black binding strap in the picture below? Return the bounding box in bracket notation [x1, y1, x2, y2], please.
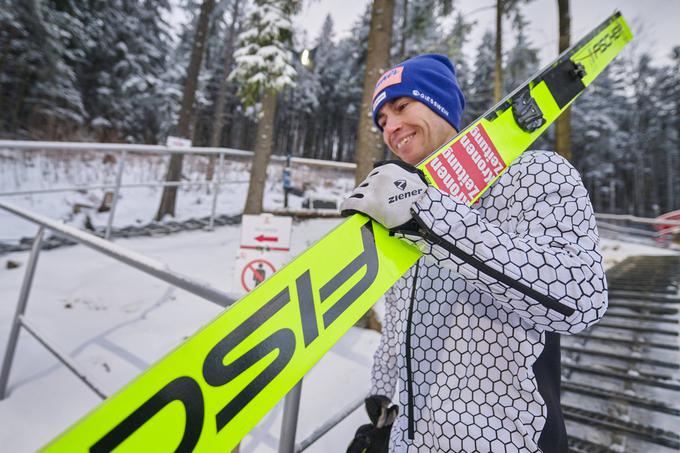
[542, 59, 587, 109]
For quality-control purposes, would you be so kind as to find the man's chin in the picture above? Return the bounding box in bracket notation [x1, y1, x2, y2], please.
[400, 148, 429, 166]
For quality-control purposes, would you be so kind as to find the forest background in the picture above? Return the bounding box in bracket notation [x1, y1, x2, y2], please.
[1, 0, 679, 218]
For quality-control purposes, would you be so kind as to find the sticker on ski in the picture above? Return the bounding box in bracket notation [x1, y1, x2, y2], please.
[422, 124, 506, 204]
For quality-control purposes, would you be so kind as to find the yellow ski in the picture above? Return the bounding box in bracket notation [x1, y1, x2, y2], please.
[42, 11, 632, 452]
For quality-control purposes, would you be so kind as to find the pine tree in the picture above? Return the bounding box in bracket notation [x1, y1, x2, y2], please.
[570, 55, 630, 213]
[554, 0, 572, 160]
[392, 0, 454, 61]
[333, 5, 372, 162]
[657, 47, 680, 212]
[466, 30, 495, 124]
[444, 11, 475, 128]
[493, 0, 534, 102]
[0, 0, 85, 137]
[76, 0, 173, 142]
[504, 11, 538, 94]
[230, 0, 297, 214]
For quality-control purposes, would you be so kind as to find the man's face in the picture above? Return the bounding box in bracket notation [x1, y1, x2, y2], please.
[376, 97, 457, 165]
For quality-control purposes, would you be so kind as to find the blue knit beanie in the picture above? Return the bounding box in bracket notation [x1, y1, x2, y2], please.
[371, 54, 465, 132]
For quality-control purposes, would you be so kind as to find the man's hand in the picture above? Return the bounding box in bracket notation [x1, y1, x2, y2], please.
[346, 395, 398, 453]
[340, 161, 429, 230]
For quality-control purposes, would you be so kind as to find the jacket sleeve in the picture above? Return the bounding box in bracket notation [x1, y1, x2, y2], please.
[370, 286, 400, 399]
[408, 151, 608, 335]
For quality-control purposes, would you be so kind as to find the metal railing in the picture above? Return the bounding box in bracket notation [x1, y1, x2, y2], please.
[0, 200, 364, 452]
[595, 213, 680, 246]
[0, 201, 237, 401]
[0, 140, 356, 239]
[5, 141, 679, 450]
[277, 382, 367, 453]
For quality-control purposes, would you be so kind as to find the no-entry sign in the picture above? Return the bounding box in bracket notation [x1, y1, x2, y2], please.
[240, 258, 276, 292]
[233, 214, 292, 294]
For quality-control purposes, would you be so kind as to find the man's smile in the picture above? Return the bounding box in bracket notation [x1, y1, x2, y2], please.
[395, 132, 416, 151]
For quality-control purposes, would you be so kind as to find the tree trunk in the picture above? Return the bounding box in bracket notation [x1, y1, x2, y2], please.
[155, 0, 215, 221]
[493, 0, 503, 102]
[398, 0, 409, 60]
[207, 0, 242, 182]
[555, 0, 572, 160]
[354, 0, 395, 184]
[244, 88, 278, 215]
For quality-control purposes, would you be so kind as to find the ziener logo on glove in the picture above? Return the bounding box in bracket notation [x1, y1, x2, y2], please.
[388, 188, 423, 204]
[394, 179, 407, 190]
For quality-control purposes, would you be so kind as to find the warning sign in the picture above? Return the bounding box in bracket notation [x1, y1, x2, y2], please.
[233, 214, 292, 294]
[233, 248, 288, 294]
[424, 124, 506, 204]
[241, 258, 276, 292]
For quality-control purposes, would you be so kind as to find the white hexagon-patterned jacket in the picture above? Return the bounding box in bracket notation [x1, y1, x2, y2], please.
[370, 150, 608, 452]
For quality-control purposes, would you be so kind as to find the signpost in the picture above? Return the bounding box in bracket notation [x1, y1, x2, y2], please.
[166, 136, 192, 148]
[233, 214, 292, 294]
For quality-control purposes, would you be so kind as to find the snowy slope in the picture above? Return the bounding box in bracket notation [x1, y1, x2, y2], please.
[0, 217, 386, 452]
[2, 150, 679, 452]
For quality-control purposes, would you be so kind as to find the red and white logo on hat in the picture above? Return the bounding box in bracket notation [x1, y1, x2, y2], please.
[372, 66, 403, 101]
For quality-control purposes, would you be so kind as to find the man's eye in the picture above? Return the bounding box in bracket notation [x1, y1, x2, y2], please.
[397, 102, 409, 111]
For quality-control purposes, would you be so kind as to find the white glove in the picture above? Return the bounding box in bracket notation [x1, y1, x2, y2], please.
[341, 161, 429, 230]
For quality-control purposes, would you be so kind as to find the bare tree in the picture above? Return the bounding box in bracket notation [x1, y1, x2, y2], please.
[397, 0, 409, 60]
[207, 0, 243, 182]
[555, 0, 572, 160]
[494, 0, 503, 102]
[244, 88, 280, 214]
[155, 0, 216, 221]
[354, 0, 396, 184]
[493, 0, 533, 102]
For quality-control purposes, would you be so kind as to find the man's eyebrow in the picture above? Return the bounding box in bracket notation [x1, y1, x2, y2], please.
[384, 98, 401, 108]
[377, 98, 402, 122]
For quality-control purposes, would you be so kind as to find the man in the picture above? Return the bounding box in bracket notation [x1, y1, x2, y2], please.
[343, 54, 607, 452]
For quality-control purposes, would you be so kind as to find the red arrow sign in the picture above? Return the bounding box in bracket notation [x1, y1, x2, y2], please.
[255, 234, 279, 242]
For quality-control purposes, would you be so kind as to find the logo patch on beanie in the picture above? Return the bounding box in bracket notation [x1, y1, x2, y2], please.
[372, 92, 387, 113]
[372, 66, 403, 101]
[412, 89, 450, 118]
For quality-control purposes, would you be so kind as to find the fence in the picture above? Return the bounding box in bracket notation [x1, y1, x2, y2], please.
[0, 139, 363, 451]
[4, 141, 678, 451]
[0, 140, 356, 240]
[0, 200, 366, 452]
[595, 212, 680, 247]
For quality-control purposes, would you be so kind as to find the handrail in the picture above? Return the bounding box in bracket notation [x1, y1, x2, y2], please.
[0, 139, 357, 169]
[0, 201, 237, 307]
[0, 180, 249, 197]
[295, 394, 366, 452]
[0, 139, 353, 239]
[595, 213, 680, 227]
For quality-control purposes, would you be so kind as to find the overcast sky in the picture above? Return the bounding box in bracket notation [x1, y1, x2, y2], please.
[292, 0, 679, 67]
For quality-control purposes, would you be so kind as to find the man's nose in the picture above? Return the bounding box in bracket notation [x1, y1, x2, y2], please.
[383, 116, 401, 134]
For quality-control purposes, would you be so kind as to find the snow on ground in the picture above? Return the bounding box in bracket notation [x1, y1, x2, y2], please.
[1, 215, 677, 452]
[599, 237, 679, 271]
[0, 217, 385, 452]
[2, 148, 679, 452]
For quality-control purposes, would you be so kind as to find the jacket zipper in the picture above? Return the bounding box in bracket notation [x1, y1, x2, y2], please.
[405, 259, 420, 440]
[415, 220, 575, 317]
